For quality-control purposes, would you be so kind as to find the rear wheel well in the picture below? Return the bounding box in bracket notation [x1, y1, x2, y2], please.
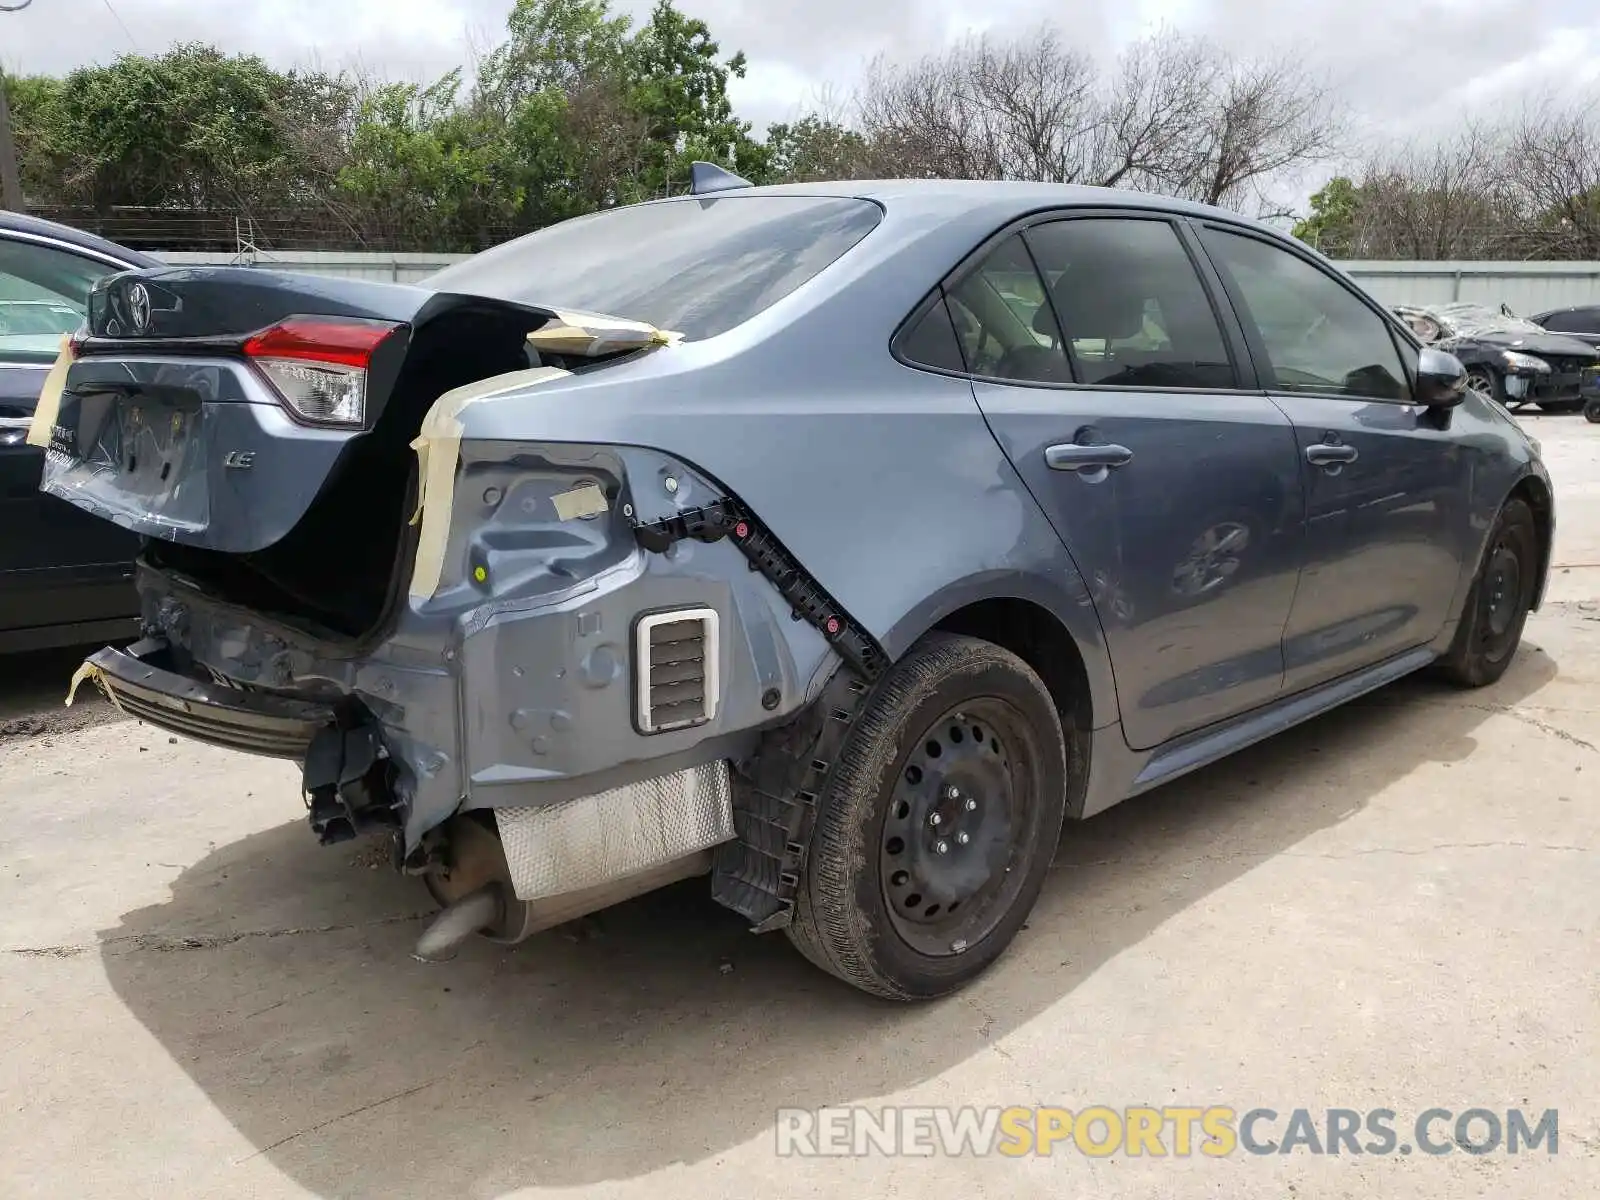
[933, 598, 1093, 814]
[1508, 476, 1553, 610]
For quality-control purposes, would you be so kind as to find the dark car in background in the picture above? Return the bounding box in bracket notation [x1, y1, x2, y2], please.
[1, 211, 155, 652]
[1394, 301, 1600, 414]
[1532, 304, 1600, 350]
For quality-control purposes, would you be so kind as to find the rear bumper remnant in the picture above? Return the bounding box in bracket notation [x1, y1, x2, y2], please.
[76, 638, 334, 758]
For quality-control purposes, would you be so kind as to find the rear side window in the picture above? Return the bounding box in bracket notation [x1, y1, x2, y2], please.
[1024, 218, 1237, 390]
[897, 295, 968, 373]
[946, 234, 1071, 384]
[1201, 227, 1410, 401]
[425, 196, 882, 341]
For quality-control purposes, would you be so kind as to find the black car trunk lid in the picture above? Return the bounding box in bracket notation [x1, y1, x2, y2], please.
[30, 266, 656, 640]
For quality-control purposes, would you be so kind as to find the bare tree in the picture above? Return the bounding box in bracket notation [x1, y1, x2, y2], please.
[851, 26, 1339, 217]
[1160, 40, 1342, 211]
[967, 30, 1100, 182]
[857, 29, 1100, 181]
[856, 42, 995, 179]
[1091, 30, 1217, 191]
[1349, 126, 1514, 259]
[1504, 97, 1600, 259]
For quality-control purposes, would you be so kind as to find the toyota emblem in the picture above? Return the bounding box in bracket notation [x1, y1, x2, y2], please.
[127, 282, 151, 334]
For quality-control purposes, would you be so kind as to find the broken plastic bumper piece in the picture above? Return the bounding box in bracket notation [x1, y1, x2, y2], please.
[76, 637, 405, 847]
[73, 638, 334, 758]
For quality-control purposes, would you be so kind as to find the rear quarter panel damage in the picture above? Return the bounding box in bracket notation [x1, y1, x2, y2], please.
[434, 309, 1118, 753]
[143, 199, 1123, 849]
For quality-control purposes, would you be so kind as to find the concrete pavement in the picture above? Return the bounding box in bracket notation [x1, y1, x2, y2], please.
[1, 420, 1596, 1199]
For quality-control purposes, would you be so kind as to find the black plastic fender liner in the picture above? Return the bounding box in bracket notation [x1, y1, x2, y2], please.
[630, 497, 887, 681]
[631, 496, 884, 930]
[711, 664, 873, 930]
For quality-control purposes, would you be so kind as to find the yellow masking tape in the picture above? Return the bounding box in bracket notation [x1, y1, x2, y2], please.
[407, 310, 684, 603]
[26, 336, 76, 449]
[551, 482, 609, 521]
[63, 659, 117, 710]
[407, 366, 571, 602]
[527, 309, 684, 357]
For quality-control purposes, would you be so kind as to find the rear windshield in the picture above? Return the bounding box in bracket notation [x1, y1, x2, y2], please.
[425, 195, 882, 341]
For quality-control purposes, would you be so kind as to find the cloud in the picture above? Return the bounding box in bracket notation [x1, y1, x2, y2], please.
[4, 0, 1599, 143]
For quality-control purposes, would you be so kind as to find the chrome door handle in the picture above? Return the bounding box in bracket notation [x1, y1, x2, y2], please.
[1305, 442, 1358, 467]
[1045, 443, 1134, 472]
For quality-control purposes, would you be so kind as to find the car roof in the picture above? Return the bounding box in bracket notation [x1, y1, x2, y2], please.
[660, 178, 1287, 235]
[0, 209, 159, 267]
[1533, 304, 1600, 318]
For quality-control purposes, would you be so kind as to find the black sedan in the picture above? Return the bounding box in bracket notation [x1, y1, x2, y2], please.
[1531, 304, 1600, 351]
[1395, 301, 1600, 414]
[1, 212, 155, 652]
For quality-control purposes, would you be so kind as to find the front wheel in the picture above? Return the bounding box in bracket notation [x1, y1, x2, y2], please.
[1433, 498, 1538, 687]
[1585, 400, 1600, 424]
[786, 633, 1068, 1000]
[1465, 367, 1503, 402]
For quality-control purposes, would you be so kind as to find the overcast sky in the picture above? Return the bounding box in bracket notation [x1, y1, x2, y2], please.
[5, 0, 1600, 153]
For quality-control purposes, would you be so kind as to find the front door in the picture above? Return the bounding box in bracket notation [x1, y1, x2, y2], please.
[955, 215, 1307, 750]
[1196, 224, 1471, 691]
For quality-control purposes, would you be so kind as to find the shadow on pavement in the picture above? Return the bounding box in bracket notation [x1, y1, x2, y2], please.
[99, 645, 1557, 1196]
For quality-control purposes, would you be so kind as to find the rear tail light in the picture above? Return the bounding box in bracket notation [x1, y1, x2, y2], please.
[242, 317, 399, 427]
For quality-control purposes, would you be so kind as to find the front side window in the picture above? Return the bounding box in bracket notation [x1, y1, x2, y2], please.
[424, 195, 882, 341]
[1202, 228, 1410, 401]
[0, 237, 111, 364]
[1025, 218, 1237, 390]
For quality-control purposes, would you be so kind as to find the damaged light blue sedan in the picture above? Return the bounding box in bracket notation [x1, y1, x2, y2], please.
[33, 167, 1552, 999]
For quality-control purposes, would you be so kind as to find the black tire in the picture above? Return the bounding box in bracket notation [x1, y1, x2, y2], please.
[1433, 498, 1538, 687]
[1585, 401, 1600, 424]
[786, 633, 1068, 1000]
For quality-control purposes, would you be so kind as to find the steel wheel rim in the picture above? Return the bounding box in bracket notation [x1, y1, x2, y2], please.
[1466, 371, 1495, 395]
[1482, 541, 1523, 641]
[878, 697, 1039, 958]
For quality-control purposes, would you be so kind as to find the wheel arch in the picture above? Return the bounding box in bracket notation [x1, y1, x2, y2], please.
[1507, 472, 1555, 612]
[882, 572, 1117, 729]
[895, 588, 1115, 821]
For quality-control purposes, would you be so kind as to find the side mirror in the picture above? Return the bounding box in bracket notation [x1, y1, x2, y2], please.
[1416, 346, 1468, 408]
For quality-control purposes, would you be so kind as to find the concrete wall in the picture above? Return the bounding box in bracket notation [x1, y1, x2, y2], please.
[153, 251, 1600, 315]
[1334, 261, 1600, 314]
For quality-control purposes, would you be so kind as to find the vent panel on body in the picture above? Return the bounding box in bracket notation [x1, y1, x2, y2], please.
[635, 608, 720, 734]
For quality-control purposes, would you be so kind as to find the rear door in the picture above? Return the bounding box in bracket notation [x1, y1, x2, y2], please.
[946, 212, 1307, 750]
[1195, 223, 1471, 692]
[0, 231, 140, 637]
